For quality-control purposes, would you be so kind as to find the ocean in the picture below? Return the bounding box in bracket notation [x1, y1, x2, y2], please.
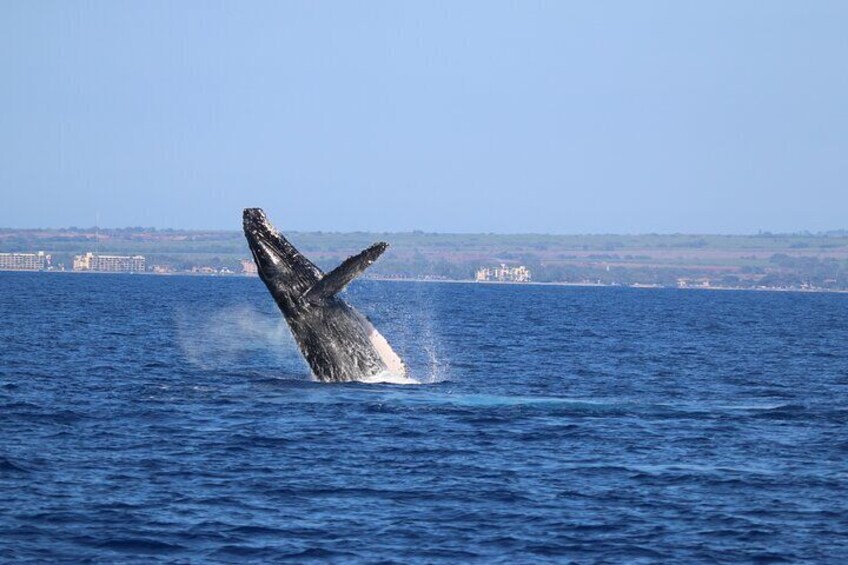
[1, 272, 847, 563]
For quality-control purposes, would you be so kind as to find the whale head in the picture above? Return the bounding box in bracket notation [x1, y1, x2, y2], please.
[242, 208, 322, 316]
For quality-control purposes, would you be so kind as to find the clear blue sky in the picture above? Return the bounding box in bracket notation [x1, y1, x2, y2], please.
[1, 2, 846, 233]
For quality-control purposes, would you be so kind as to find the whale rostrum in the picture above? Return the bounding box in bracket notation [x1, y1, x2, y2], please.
[243, 208, 406, 382]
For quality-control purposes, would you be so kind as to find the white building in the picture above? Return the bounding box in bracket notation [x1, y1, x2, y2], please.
[240, 259, 258, 276]
[0, 251, 51, 271]
[73, 252, 145, 273]
[475, 264, 532, 282]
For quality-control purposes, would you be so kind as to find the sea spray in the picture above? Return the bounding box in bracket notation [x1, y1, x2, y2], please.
[175, 305, 304, 373]
[351, 280, 452, 384]
[357, 370, 421, 385]
[175, 282, 452, 383]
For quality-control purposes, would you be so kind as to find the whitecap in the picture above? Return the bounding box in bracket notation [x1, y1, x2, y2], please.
[356, 370, 421, 385]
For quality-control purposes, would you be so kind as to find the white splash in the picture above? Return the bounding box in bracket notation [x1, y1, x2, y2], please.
[357, 370, 420, 385]
[175, 305, 298, 370]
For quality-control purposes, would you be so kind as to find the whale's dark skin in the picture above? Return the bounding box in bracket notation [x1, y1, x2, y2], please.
[243, 208, 405, 382]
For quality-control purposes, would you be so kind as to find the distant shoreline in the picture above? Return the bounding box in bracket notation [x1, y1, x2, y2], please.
[2, 269, 845, 295]
[4, 228, 847, 292]
[368, 276, 848, 295]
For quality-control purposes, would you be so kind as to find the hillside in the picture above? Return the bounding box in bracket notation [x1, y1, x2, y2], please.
[1, 228, 847, 289]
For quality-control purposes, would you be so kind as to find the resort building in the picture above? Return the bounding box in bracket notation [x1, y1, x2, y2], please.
[73, 252, 146, 273]
[240, 259, 258, 276]
[151, 265, 176, 274]
[475, 264, 532, 283]
[0, 251, 51, 271]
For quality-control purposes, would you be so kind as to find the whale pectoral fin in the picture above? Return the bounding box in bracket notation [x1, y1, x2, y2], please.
[303, 242, 388, 304]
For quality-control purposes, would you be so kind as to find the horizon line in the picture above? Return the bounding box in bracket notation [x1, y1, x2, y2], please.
[1, 226, 847, 238]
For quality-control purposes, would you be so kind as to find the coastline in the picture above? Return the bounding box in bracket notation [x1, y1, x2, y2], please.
[1, 269, 846, 295]
[367, 276, 848, 295]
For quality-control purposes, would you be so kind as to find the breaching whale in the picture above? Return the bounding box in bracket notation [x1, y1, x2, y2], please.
[243, 208, 406, 382]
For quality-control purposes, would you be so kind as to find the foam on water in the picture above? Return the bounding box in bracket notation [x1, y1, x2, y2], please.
[356, 370, 421, 385]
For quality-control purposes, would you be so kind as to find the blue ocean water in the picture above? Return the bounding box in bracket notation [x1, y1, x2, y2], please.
[1, 272, 847, 563]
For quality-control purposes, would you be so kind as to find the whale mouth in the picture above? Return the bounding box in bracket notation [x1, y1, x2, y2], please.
[243, 208, 285, 275]
[243, 208, 274, 242]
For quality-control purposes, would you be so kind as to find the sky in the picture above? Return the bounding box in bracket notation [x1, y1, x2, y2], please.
[1, 1, 846, 234]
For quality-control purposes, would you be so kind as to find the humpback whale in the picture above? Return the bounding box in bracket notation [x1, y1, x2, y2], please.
[243, 208, 406, 382]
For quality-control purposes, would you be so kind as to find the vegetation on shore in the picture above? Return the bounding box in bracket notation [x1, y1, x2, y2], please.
[2, 228, 848, 290]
